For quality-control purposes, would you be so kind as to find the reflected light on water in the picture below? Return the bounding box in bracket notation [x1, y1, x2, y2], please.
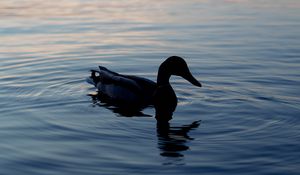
[0, 0, 300, 174]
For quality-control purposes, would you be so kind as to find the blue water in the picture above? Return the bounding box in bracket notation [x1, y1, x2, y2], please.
[1, 0, 300, 174]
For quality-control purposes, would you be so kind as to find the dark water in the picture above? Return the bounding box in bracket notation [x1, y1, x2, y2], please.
[1, 0, 300, 174]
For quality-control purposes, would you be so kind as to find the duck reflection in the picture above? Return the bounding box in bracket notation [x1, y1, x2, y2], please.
[156, 120, 201, 158]
[88, 92, 151, 117]
[89, 93, 200, 160]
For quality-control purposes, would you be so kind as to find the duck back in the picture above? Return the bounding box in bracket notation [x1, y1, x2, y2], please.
[92, 66, 156, 108]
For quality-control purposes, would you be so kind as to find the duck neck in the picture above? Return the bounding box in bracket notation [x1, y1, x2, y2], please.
[157, 65, 171, 86]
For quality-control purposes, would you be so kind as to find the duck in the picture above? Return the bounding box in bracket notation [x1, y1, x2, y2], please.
[87, 56, 202, 122]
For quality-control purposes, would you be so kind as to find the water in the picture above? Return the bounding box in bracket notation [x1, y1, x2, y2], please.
[1, 0, 300, 174]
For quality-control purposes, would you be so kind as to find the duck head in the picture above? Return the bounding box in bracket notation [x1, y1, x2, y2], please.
[154, 56, 202, 123]
[157, 56, 202, 87]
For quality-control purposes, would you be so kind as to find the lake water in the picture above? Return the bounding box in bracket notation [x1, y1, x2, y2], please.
[1, 0, 300, 174]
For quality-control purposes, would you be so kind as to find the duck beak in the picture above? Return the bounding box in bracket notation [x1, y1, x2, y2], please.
[183, 71, 202, 87]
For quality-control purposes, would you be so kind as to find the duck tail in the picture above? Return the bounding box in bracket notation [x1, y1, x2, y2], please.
[87, 69, 101, 86]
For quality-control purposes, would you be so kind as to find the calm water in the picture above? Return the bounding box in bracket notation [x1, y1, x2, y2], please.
[1, 0, 300, 174]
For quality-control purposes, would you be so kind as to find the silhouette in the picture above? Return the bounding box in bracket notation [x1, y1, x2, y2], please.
[87, 56, 202, 122]
[156, 120, 201, 158]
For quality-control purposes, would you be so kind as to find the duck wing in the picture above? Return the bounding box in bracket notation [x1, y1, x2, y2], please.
[97, 66, 145, 93]
[88, 66, 156, 107]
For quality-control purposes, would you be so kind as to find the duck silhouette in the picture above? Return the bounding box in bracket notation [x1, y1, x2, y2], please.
[87, 56, 202, 122]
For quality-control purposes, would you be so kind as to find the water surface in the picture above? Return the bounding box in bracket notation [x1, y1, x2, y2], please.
[1, 0, 300, 174]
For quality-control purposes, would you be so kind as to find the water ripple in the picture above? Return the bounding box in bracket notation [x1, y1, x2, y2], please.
[1, 0, 300, 174]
